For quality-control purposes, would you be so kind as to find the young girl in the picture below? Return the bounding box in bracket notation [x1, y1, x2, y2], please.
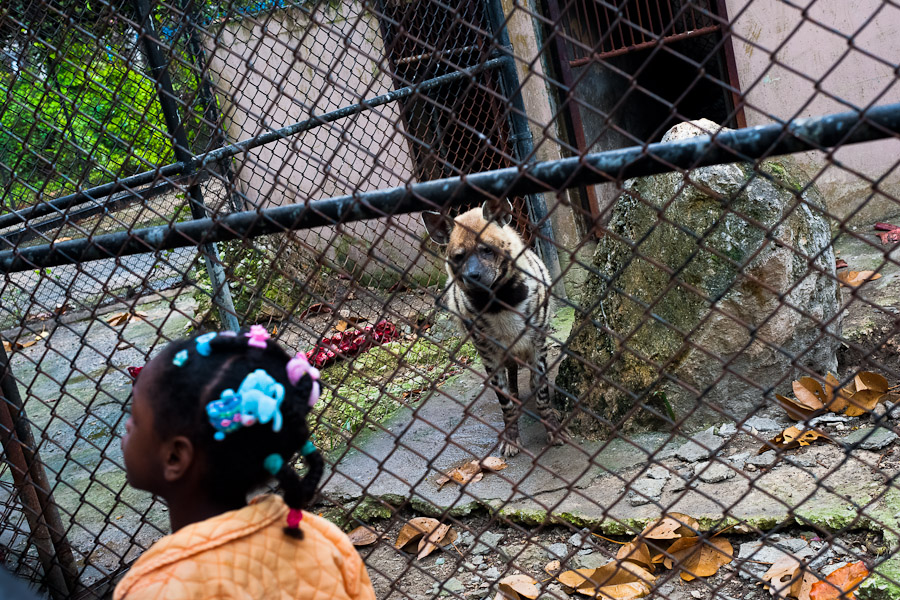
[114, 326, 376, 600]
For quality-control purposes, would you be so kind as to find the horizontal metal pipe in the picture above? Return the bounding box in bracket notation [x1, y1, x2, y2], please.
[2, 101, 898, 273]
[0, 57, 506, 232]
[569, 25, 722, 67]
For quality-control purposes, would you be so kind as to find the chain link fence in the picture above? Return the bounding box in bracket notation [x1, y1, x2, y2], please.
[1, 0, 899, 598]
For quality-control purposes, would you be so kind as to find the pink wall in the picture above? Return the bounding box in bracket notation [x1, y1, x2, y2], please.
[204, 2, 442, 283]
[725, 0, 900, 226]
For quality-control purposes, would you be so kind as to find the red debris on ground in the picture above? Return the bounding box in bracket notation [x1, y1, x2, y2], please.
[306, 320, 399, 368]
[835, 258, 848, 269]
[874, 222, 900, 245]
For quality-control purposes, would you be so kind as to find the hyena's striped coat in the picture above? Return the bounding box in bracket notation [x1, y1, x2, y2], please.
[422, 203, 564, 457]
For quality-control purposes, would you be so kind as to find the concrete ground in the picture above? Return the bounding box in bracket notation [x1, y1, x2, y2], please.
[322, 227, 900, 600]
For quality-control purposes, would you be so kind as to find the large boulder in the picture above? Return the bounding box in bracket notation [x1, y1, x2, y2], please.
[557, 120, 842, 434]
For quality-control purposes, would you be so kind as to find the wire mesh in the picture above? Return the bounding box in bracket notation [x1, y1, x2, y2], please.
[1, 0, 899, 599]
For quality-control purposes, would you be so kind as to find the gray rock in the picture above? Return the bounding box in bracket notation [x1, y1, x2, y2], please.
[628, 477, 666, 506]
[471, 555, 484, 565]
[471, 532, 504, 556]
[645, 465, 671, 480]
[577, 549, 594, 556]
[790, 454, 818, 468]
[842, 426, 898, 450]
[809, 414, 851, 426]
[695, 460, 737, 483]
[458, 532, 475, 547]
[737, 541, 813, 580]
[676, 430, 725, 462]
[545, 543, 568, 559]
[573, 552, 609, 569]
[482, 567, 501, 581]
[871, 403, 888, 422]
[717, 423, 738, 437]
[744, 416, 782, 432]
[667, 473, 692, 492]
[748, 451, 778, 468]
[555, 119, 840, 432]
[442, 578, 465, 594]
[728, 451, 750, 469]
[435, 557, 445, 566]
[568, 528, 596, 551]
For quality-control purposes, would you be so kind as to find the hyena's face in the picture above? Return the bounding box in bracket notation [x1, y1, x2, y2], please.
[422, 202, 518, 293]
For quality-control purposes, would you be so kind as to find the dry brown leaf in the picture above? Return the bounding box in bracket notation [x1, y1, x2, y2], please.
[809, 561, 868, 600]
[496, 575, 540, 600]
[335, 320, 350, 332]
[775, 394, 825, 421]
[795, 571, 819, 600]
[1, 341, 10, 353]
[617, 540, 654, 571]
[761, 426, 831, 454]
[556, 562, 656, 599]
[837, 270, 882, 287]
[844, 389, 883, 417]
[824, 373, 851, 413]
[855, 371, 889, 394]
[640, 516, 683, 540]
[481, 456, 508, 471]
[54, 236, 73, 243]
[347, 525, 378, 546]
[793, 379, 826, 411]
[17, 339, 36, 349]
[107, 311, 129, 326]
[662, 536, 732, 581]
[545, 560, 561, 574]
[417, 523, 453, 559]
[763, 555, 803, 600]
[795, 378, 828, 408]
[395, 517, 439, 551]
[667, 513, 700, 537]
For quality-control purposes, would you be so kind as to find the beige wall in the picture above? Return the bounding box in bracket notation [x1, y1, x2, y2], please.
[204, 2, 442, 284]
[725, 0, 900, 226]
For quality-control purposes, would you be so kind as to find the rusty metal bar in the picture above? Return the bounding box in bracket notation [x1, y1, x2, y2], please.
[569, 24, 722, 66]
[394, 44, 480, 65]
[0, 342, 78, 599]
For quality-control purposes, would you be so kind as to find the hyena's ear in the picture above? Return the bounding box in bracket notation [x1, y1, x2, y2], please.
[421, 211, 453, 245]
[481, 199, 514, 227]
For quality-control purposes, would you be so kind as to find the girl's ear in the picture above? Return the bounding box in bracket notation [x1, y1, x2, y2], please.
[161, 435, 195, 483]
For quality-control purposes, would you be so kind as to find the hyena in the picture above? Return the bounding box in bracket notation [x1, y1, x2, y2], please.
[422, 202, 564, 456]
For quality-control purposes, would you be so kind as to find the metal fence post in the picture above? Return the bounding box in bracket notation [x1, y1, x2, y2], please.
[131, 0, 241, 332]
[0, 342, 78, 599]
[486, 0, 563, 289]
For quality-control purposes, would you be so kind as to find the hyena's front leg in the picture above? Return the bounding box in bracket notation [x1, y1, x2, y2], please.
[486, 359, 522, 457]
[532, 347, 565, 446]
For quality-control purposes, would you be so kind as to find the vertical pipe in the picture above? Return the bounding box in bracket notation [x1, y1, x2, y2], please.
[131, 0, 241, 332]
[544, 0, 604, 235]
[0, 342, 78, 599]
[486, 0, 563, 287]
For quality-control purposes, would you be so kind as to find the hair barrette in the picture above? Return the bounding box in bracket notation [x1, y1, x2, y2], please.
[246, 325, 270, 349]
[286, 352, 321, 408]
[173, 349, 188, 367]
[195, 332, 217, 356]
[205, 369, 285, 440]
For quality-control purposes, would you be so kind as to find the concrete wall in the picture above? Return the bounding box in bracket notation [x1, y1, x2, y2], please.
[203, 2, 442, 285]
[725, 0, 900, 226]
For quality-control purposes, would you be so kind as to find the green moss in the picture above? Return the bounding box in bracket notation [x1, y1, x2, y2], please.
[313, 338, 479, 452]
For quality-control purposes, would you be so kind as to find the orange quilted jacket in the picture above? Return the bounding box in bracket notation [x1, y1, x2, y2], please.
[114, 495, 376, 600]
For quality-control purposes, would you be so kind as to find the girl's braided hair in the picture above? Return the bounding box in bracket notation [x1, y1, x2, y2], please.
[147, 331, 322, 539]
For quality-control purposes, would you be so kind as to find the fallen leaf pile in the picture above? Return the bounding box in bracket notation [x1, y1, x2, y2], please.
[2, 330, 50, 352]
[762, 557, 868, 600]
[553, 514, 732, 598]
[436, 456, 508, 489]
[776, 372, 894, 420]
[394, 517, 457, 560]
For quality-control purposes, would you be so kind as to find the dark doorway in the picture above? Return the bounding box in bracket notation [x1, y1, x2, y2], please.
[544, 0, 745, 230]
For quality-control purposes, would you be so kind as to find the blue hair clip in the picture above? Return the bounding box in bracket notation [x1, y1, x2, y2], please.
[195, 332, 216, 356]
[301, 440, 316, 456]
[205, 369, 285, 440]
[173, 349, 188, 367]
